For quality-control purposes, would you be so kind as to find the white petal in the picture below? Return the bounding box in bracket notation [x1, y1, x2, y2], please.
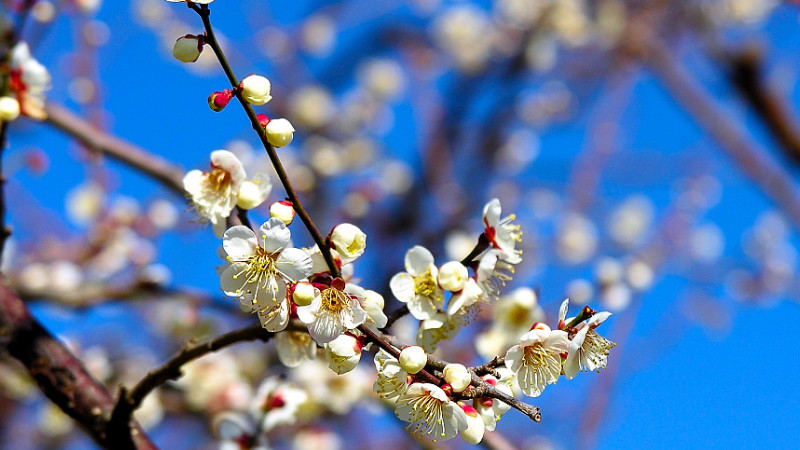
[545, 330, 570, 352]
[482, 198, 501, 227]
[590, 311, 612, 326]
[223, 226, 258, 260]
[182, 170, 205, 196]
[220, 262, 249, 296]
[504, 345, 523, 372]
[275, 248, 313, 281]
[343, 300, 368, 329]
[295, 297, 319, 324]
[258, 218, 291, 253]
[210, 150, 246, 189]
[258, 301, 289, 332]
[389, 273, 416, 303]
[558, 298, 569, 323]
[308, 315, 341, 344]
[406, 295, 437, 321]
[404, 245, 434, 276]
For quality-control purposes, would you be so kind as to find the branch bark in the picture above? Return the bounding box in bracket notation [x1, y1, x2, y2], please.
[0, 282, 155, 449]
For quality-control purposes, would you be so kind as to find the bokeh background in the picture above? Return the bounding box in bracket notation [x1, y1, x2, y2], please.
[2, 0, 800, 448]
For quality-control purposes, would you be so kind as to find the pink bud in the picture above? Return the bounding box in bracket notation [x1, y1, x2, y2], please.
[207, 89, 232, 112]
[257, 113, 271, 129]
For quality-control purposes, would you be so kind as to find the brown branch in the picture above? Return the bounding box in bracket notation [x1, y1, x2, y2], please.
[44, 103, 186, 195]
[0, 282, 155, 449]
[727, 47, 800, 165]
[109, 323, 276, 437]
[643, 38, 800, 232]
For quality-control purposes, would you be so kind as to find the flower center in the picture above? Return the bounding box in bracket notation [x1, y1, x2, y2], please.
[522, 343, 550, 367]
[206, 167, 232, 191]
[321, 286, 350, 313]
[234, 246, 280, 303]
[414, 270, 442, 305]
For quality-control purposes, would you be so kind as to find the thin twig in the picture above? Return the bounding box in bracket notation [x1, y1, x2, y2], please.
[193, 4, 340, 278]
[109, 324, 275, 433]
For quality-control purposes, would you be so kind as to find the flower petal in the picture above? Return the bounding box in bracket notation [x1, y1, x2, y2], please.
[389, 273, 415, 303]
[482, 198, 501, 227]
[276, 247, 313, 281]
[223, 226, 258, 260]
[220, 262, 249, 297]
[258, 218, 291, 253]
[404, 245, 434, 276]
[211, 150, 246, 189]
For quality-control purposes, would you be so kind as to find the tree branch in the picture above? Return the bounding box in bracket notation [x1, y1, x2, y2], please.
[44, 103, 186, 195]
[0, 282, 155, 449]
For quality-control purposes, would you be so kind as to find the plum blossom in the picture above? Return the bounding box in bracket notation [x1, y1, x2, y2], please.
[373, 350, 409, 402]
[9, 42, 51, 120]
[390, 246, 444, 320]
[220, 218, 313, 313]
[482, 198, 522, 264]
[296, 277, 367, 344]
[560, 299, 616, 379]
[275, 331, 316, 367]
[504, 323, 569, 397]
[184, 150, 271, 236]
[249, 377, 308, 432]
[395, 383, 468, 442]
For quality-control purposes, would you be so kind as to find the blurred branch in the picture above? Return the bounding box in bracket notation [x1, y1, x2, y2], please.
[43, 103, 186, 195]
[0, 282, 155, 449]
[643, 39, 800, 231]
[109, 323, 276, 440]
[727, 47, 800, 165]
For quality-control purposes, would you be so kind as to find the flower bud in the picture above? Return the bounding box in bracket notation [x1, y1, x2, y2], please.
[265, 118, 295, 148]
[438, 261, 468, 292]
[443, 363, 471, 393]
[460, 403, 485, 445]
[329, 223, 366, 262]
[257, 113, 270, 129]
[398, 345, 426, 374]
[240, 74, 272, 105]
[236, 180, 268, 210]
[0, 96, 20, 122]
[325, 334, 361, 375]
[292, 281, 316, 307]
[208, 90, 232, 112]
[270, 200, 295, 225]
[172, 35, 203, 63]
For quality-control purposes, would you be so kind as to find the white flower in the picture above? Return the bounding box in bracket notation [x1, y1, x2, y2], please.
[390, 246, 444, 320]
[184, 150, 271, 235]
[395, 383, 468, 442]
[249, 377, 308, 432]
[9, 42, 51, 120]
[172, 35, 203, 63]
[0, 97, 20, 121]
[275, 330, 316, 367]
[474, 374, 512, 431]
[475, 249, 514, 303]
[443, 364, 470, 393]
[328, 223, 367, 262]
[360, 289, 388, 330]
[438, 261, 468, 292]
[240, 74, 272, 105]
[236, 177, 271, 210]
[373, 350, 409, 402]
[296, 278, 368, 344]
[482, 198, 522, 264]
[398, 345, 427, 374]
[563, 308, 615, 379]
[416, 311, 461, 352]
[324, 334, 362, 374]
[220, 218, 313, 311]
[504, 323, 569, 397]
[459, 403, 485, 445]
[265, 118, 295, 147]
[446, 278, 482, 317]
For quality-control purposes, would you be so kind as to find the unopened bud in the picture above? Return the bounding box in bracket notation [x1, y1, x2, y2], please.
[265, 118, 295, 148]
[443, 363, 471, 393]
[0, 96, 20, 122]
[240, 74, 272, 105]
[257, 113, 270, 129]
[208, 90, 232, 112]
[172, 34, 203, 63]
[325, 334, 362, 375]
[398, 345, 427, 374]
[438, 261, 468, 292]
[292, 281, 316, 307]
[270, 200, 295, 225]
